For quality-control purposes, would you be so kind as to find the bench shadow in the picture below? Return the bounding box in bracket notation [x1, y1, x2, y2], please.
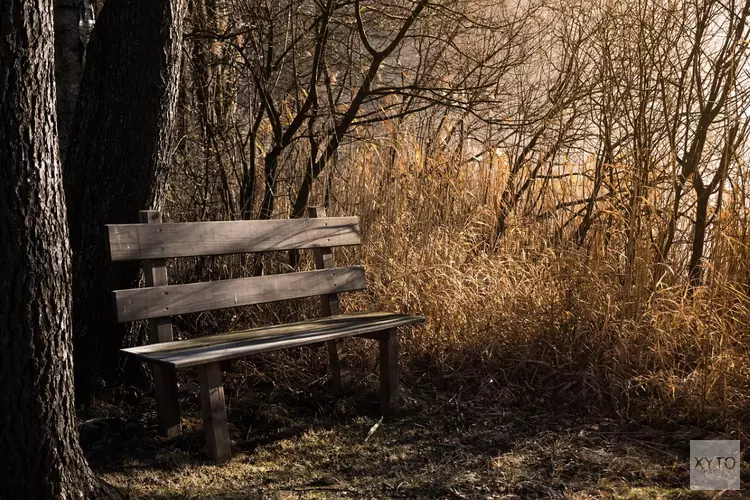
[80, 360, 740, 499]
[81, 374, 386, 473]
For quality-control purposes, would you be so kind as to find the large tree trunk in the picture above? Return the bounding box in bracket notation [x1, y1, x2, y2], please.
[64, 0, 187, 400]
[0, 0, 117, 497]
[54, 0, 94, 157]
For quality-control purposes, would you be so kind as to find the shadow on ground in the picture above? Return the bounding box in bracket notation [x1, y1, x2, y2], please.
[80, 361, 747, 499]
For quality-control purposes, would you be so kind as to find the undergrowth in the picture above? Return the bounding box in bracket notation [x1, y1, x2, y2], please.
[165, 128, 750, 437]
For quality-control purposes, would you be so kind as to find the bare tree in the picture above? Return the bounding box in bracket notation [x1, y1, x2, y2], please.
[180, 0, 531, 224]
[657, 0, 750, 286]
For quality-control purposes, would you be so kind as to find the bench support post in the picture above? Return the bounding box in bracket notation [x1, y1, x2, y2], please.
[379, 328, 399, 418]
[153, 362, 181, 438]
[309, 206, 348, 394]
[326, 339, 345, 394]
[140, 210, 181, 438]
[198, 362, 231, 464]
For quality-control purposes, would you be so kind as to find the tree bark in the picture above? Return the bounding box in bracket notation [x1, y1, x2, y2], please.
[0, 0, 118, 497]
[54, 0, 95, 157]
[64, 0, 187, 400]
[54, 0, 84, 156]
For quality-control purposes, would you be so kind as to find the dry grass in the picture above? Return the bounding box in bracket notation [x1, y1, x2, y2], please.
[123, 121, 750, 497]
[314, 135, 750, 433]
[85, 368, 746, 499]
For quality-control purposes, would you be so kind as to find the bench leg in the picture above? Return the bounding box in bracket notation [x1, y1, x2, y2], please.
[198, 362, 231, 464]
[153, 364, 181, 438]
[326, 339, 347, 394]
[379, 329, 399, 418]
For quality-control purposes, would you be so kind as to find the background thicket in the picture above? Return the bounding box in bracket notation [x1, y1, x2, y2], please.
[140, 0, 750, 431]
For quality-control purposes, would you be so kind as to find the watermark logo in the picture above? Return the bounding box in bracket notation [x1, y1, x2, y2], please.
[690, 440, 740, 491]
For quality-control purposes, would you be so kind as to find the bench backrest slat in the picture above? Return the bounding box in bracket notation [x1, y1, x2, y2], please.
[113, 266, 366, 322]
[107, 217, 361, 261]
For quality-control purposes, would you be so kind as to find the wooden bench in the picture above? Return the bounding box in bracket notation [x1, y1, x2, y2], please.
[106, 208, 424, 463]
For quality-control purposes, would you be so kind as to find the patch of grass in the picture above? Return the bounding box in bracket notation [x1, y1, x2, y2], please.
[82, 370, 746, 499]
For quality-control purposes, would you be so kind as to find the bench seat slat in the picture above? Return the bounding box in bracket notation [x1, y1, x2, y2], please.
[121, 312, 424, 368]
[107, 217, 361, 261]
[114, 266, 366, 322]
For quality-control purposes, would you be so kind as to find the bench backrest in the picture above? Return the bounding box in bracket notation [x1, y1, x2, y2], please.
[107, 208, 363, 335]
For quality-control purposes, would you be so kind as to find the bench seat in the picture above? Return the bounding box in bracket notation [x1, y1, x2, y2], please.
[122, 311, 424, 369]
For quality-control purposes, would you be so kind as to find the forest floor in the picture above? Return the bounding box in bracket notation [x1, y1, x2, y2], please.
[80, 360, 748, 499]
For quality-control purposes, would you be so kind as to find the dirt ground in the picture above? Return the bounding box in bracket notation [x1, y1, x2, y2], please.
[81, 361, 748, 499]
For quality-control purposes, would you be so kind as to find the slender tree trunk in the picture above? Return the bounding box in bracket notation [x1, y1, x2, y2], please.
[689, 192, 710, 287]
[240, 107, 262, 220]
[0, 0, 118, 497]
[655, 176, 684, 280]
[577, 118, 612, 247]
[64, 0, 187, 400]
[259, 148, 281, 219]
[492, 128, 544, 245]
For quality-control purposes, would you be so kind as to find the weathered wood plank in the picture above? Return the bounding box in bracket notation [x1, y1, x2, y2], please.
[309, 207, 346, 394]
[152, 366, 180, 437]
[139, 210, 181, 438]
[121, 312, 424, 368]
[113, 266, 366, 322]
[107, 217, 361, 261]
[379, 328, 399, 418]
[198, 362, 231, 464]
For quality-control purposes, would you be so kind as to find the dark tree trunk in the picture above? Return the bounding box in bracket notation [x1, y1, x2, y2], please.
[54, 0, 94, 157]
[0, 0, 117, 497]
[64, 0, 187, 400]
[53, 0, 83, 155]
[688, 192, 710, 287]
[259, 148, 281, 219]
[576, 119, 612, 247]
[492, 127, 544, 245]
